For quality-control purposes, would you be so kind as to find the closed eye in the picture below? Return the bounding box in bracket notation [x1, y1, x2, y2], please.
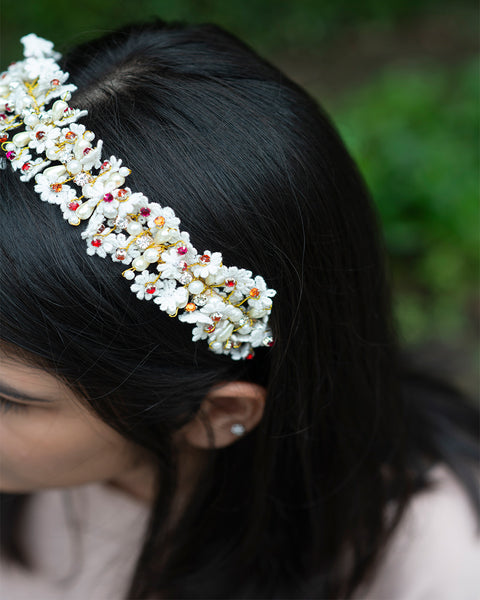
[0, 395, 29, 413]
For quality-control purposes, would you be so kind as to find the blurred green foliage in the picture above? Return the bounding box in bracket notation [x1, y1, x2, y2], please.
[1, 0, 475, 62]
[1, 0, 478, 350]
[334, 59, 479, 343]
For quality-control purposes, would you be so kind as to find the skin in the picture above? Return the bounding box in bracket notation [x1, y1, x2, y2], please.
[0, 351, 266, 509]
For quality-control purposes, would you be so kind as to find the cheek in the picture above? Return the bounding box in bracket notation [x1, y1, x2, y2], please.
[0, 408, 134, 492]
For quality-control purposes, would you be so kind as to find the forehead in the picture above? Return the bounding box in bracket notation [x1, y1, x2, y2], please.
[0, 348, 71, 401]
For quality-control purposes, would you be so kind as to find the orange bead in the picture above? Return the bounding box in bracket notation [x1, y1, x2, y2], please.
[249, 287, 260, 298]
[185, 302, 196, 312]
[50, 183, 63, 193]
[154, 216, 165, 227]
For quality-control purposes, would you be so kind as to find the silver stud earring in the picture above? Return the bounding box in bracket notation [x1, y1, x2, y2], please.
[230, 423, 246, 436]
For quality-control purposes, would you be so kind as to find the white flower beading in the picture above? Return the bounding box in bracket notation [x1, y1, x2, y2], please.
[0, 34, 277, 360]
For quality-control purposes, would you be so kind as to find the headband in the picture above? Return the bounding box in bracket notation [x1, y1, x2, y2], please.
[0, 34, 276, 360]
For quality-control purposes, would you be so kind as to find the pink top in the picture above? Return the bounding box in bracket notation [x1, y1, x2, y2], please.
[0, 463, 479, 599]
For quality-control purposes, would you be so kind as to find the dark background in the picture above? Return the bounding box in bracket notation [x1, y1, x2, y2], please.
[1, 0, 478, 397]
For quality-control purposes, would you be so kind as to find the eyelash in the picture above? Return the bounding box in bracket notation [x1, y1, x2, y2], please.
[0, 396, 29, 413]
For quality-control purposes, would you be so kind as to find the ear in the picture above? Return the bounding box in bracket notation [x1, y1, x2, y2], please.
[175, 381, 266, 449]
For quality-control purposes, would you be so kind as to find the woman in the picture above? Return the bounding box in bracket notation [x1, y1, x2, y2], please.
[0, 20, 478, 600]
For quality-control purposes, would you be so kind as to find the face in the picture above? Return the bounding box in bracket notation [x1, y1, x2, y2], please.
[0, 351, 152, 496]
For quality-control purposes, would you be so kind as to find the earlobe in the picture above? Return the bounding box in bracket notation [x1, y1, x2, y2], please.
[176, 381, 266, 450]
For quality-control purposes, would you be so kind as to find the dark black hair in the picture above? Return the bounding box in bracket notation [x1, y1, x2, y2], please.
[0, 19, 478, 599]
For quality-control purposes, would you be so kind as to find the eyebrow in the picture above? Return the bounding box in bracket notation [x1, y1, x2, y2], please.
[0, 381, 54, 403]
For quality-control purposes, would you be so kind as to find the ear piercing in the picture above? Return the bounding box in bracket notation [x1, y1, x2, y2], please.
[230, 423, 246, 436]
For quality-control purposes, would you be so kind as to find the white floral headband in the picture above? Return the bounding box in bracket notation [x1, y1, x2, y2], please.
[0, 34, 276, 360]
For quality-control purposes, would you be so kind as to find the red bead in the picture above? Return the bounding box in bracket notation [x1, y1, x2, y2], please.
[36, 131, 45, 140]
[68, 201, 79, 211]
[140, 207, 151, 217]
[4, 103, 13, 113]
[246, 353, 254, 360]
[177, 246, 188, 255]
[6, 151, 16, 160]
[97, 225, 106, 234]
[0, 133, 8, 143]
[51, 78, 60, 86]
[91, 239, 102, 247]
[65, 131, 76, 140]
[117, 189, 128, 198]
[200, 254, 211, 263]
[0, 114, 7, 121]
[83, 147, 91, 155]
[225, 278, 236, 287]
[103, 193, 113, 202]
[101, 160, 110, 170]
[205, 324, 216, 333]
[21, 162, 31, 172]
[146, 286, 156, 294]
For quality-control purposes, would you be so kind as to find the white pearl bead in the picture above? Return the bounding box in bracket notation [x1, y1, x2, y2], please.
[24, 114, 39, 127]
[188, 280, 204, 295]
[154, 230, 170, 244]
[12, 132, 31, 147]
[132, 257, 148, 271]
[67, 160, 82, 175]
[108, 173, 125, 188]
[74, 139, 90, 160]
[52, 100, 68, 120]
[103, 205, 118, 218]
[77, 202, 95, 220]
[123, 270, 135, 280]
[144, 248, 160, 263]
[127, 221, 143, 236]
[44, 165, 67, 180]
[216, 322, 234, 342]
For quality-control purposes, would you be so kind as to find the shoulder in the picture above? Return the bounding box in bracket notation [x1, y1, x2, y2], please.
[353, 463, 480, 600]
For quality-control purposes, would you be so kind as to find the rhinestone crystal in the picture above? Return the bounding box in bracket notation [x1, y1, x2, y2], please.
[74, 173, 90, 186]
[230, 423, 246, 436]
[136, 235, 154, 250]
[114, 216, 129, 229]
[178, 272, 193, 285]
[193, 294, 208, 306]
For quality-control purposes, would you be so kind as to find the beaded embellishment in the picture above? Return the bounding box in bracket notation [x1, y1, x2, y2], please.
[0, 34, 276, 360]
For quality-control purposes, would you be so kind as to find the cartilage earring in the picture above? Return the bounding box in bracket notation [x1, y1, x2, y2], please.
[230, 423, 246, 436]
